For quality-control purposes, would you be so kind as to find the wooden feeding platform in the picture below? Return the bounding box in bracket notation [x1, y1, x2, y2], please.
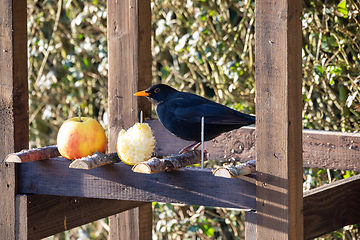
[1, 0, 360, 239]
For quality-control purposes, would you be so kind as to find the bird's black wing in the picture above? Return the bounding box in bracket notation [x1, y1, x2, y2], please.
[167, 93, 254, 125]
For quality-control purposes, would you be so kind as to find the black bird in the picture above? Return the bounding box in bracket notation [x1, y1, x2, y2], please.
[134, 84, 255, 153]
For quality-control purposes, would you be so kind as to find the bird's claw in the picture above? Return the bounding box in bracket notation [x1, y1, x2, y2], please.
[179, 142, 202, 154]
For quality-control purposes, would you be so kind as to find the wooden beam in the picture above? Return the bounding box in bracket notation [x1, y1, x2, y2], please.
[109, 203, 152, 240]
[15, 195, 145, 240]
[0, 0, 28, 239]
[255, 0, 303, 239]
[303, 174, 360, 239]
[150, 120, 360, 171]
[107, 0, 153, 237]
[245, 211, 257, 239]
[107, 0, 152, 142]
[302, 130, 360, 171]
[17, 158, 256, 209]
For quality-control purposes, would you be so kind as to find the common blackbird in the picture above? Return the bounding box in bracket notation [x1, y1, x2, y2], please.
[134, 84, 255, 153]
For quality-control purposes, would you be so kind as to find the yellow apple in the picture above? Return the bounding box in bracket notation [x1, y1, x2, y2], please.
[57, 117, 107, 160]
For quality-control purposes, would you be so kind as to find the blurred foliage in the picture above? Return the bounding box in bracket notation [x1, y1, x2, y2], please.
[152, 0, 256, 114]
[28, 0, 108, 148]
[302, 0, 360, 132]
[153, 203, 245, 240]
[27, 0, 360, 239]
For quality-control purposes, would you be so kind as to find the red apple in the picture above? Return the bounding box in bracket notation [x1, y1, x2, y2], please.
[57, 117, 107, 160]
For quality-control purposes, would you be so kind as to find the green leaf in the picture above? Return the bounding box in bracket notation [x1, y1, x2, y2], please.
[314, 65, 324, 76]
[337, 0, 348, 18]
[83, 58, 89, 67]
[201, 224, 215, 237]
[343, 170, 352, 179]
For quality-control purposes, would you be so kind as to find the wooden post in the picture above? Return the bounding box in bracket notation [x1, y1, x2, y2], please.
[255, 0, 303, 238]
[0, 0, 28, 239]
[107, 0, 152, 238]
[109, 203, 152, 240]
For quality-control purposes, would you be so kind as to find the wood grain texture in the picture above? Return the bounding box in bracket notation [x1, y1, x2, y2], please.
[149, 120, 256, 161]
[17, 158, 256, 209]
[107, 0, 152, 150]
[149, 120, 360, 171]
[245, 211, 257, 240]
[255, 0, 303, 238]
[302, 130, 360, 170]
[0, 1, 28, 239]
[303, 174, 360, 239]
[110, 203, 152, 240]
[18, 195, 144, 240]
[16, 195, 28, 239]
[107, 0, 153, 237]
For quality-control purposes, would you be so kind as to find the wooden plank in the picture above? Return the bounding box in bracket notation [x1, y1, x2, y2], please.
[107, 0, 153, 237]
[17, 158, 256, 209]
[302, 130, 360, 170]
[0, 0, 28, 159]
[245, 211, 257, 240]
[15, 195, 144, 240]
[16, 194, 28, 240]
[110, 203, 152, 240]
[0, 0, 28, 239]
[303, 174, 360, 239]
[107, 0, 152, 145]
[255, 0, 303, 238]
[150, 120, 360, 171]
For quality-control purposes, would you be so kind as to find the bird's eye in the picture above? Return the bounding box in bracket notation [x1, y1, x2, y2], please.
[154, 88, 160, 93]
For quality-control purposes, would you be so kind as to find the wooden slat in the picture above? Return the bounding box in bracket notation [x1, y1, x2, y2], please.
[150, 120, 360, 171]
[0, 1, 28, 239]
[15, 195, 144, 240]
[255, 0, 303, 238]
[110, 203, 152, 240]
[107, 0, 152, 144]
[302, 130, 360, 170]
[107, 0, 153, 237]
[303, 174, 360, 239]
[245, 211, 257, 239]
[0, 1, 28, 159]
[17, 158, 256, 209]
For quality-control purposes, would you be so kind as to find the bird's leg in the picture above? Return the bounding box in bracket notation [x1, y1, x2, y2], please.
[179, 141, 200, 154]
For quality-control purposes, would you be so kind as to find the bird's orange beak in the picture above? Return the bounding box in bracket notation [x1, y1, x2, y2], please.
[134, 90, 150, 97]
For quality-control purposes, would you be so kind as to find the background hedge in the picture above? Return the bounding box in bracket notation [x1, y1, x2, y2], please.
[28, 0, 359, 239]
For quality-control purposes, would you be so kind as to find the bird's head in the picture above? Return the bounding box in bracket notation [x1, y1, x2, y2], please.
[134, 84, 178, 104]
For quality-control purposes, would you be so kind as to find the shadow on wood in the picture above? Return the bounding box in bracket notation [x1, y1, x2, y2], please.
[17, 158, 256, 209]
[304, 174, 360, 239]
[17, 194, 145, 240]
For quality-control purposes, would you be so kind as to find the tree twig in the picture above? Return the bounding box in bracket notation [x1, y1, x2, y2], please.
[69, 152, 121, 169]
[213, 159, 256, 178]
[4, 145, 60, 163]
[132, 150, 206, 174]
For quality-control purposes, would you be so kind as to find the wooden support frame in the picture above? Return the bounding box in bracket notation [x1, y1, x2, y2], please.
[1, 0, 360, 238]
[151, 121, 360, 171]
[304, 174, 360, 239]
[255, 0, 303, 238]
[17, 195, 145, 240]
[17, 159, 256, 209]
[107, 0, 153, 238]
[0, 0, 28, 239]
